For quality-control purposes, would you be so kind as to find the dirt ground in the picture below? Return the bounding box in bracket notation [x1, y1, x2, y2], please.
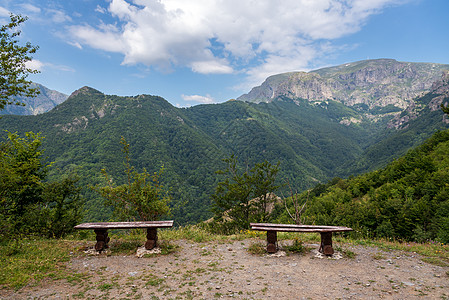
[1, 239, 448, 299]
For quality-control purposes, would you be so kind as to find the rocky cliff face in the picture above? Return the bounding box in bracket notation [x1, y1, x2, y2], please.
[1, 83, 68, 116]
[387, 71, 449, 129]
[429, 70, 449, 110]
[238, 59, 449, 110]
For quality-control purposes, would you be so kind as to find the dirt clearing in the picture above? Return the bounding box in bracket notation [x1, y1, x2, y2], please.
[1, 239, 448, 299]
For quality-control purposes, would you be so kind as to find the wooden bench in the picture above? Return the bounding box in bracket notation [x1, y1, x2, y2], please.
[250, 223, 353, 255]
[74, 220, 174, 252]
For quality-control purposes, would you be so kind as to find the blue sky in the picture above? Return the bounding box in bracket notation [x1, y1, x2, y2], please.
[1, 0, 448, 107]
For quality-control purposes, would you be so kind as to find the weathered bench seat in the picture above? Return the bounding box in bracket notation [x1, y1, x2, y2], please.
[75, 220, 174, 252]
[250, 223, 353, 255]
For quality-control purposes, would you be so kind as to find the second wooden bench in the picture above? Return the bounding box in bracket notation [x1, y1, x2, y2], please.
[250, 223, 353, 255]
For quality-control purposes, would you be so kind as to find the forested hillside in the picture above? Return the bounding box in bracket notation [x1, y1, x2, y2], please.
[0, 82, 448, 224]
[278, 129, 449, 243]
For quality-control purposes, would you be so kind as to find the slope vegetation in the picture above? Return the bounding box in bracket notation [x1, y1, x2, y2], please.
[288, 129, 449, 243]
[0, 83, 448, 224]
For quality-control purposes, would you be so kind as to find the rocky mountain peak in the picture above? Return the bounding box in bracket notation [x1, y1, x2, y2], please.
[238, 59, 449, 110]
[0, 83, 68, 116]
[69, 86, 103, 98]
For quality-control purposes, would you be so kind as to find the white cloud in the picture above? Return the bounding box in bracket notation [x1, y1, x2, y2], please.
[25, 59, 75, 73]
[49, 63, 76, 73]
[69, 24, 125, 53]
[47, 9, 72, 23]
[25, 59, 44, 72]
[242, 53, 313, 91]
[68, 41, 83, 50]
[95, 5, 107, 14]
[1, 3, 73, 27]
[68, 0, 406, 80]
[0, 6, 10, 17]
[19, 3, 41, 14]
[190, 60, 233, 74]
[182, 94, 215, 104]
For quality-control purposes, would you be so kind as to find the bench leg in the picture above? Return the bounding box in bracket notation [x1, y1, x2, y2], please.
[94, 229, 110, 252]
[145, 228, 158, 250]
[319, 232, 334, 255]
[266, 230, 277, 253]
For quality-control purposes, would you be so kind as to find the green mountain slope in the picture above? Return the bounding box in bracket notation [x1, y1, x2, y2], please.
[186, 97, 367, 180]
[287, 129, 449, 243]
[1, 81, 448, 224]
[0, 87, 225, 223]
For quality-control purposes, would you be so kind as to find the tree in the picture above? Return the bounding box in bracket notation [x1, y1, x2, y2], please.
[0, 14, 40, 111]
[283, 180, 309, 225]
[0, 131, 83, 238]
[211, 155, 280, 231]
[94, 137, 171, 221]
[0, 131, 47, 234]
[250, 160, 281, 222]
[42, 175, 83, 238]
[442, 102, 449, 115]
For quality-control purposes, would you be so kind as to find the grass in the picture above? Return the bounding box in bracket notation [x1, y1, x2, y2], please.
[282, 238, 307, 254]
[350, 238, 449, 266]
[247, 241, 266, 255]
[108, 239, 142, 255]
[98, 282, 115, 291]
[159, 225, 226, 243]
[0, 238, 79, 290]
[334, 245, 356, 259]
[1, 227, 448, 290]
[159, 225, 265, 242]
[421, 257, 449, 267]
[372, 252, 386, 260]
[159, 240, 180, 255]
[144, 275, 165, 287]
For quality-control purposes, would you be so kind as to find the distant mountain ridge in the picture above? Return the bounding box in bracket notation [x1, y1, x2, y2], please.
[0, 83, 68, 116]
[1, 59, 449, 224]
[238, 59, 449, 111]
[1, 76, 449, 223]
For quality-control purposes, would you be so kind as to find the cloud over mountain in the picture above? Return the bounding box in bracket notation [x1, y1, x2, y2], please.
[68, 0, 404, 85]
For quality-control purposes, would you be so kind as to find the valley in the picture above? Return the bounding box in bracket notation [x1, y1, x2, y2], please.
[1, 59, 449, 225]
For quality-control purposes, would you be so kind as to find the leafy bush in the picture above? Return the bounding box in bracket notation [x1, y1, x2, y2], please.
[93, 137, 171, 221]
[211, 155, 280, 232]
[0, 132, 83, 238]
